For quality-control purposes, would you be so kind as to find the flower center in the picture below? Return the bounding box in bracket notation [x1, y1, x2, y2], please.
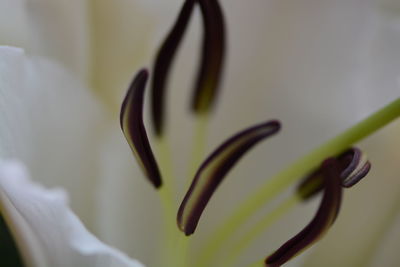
[119, 1, 400, 266]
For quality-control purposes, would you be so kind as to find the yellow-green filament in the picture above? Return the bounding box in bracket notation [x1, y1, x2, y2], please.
[198, 97, 400, 265]
[174, 233, 190, 267]
[158, 184, 176, 266]
[155, 136, 177, 266]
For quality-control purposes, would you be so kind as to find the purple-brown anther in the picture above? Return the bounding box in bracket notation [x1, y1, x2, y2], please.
[339, 148, 371, 188]
[121, 69, 162, 188]
[151, 0, 196, 136]
[191, 0, 225, 113]
[298, 147, 371, 200]
[177, 120, 281, 235]
[151, 0, 225, 135]
[265, 159, 343, 267]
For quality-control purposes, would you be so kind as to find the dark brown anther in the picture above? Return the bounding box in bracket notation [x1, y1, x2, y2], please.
[121, 69, 162, 188]
[177, 120, 281, 235]
[265, 159, 343, 267]
[151, 0, 226, 135]
[191, 0, 226, 113]
[151, 0, 196, 136]
[338, 148, 371, 188]
[297, 147, 371, 200]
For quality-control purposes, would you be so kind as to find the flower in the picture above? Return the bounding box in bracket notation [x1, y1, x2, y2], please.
[1, 0, 400, 267]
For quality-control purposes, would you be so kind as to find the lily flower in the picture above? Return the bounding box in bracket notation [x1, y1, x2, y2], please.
[1, 0, 400, 267]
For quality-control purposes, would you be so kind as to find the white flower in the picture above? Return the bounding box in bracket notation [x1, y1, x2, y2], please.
[0, 0, 400, 266]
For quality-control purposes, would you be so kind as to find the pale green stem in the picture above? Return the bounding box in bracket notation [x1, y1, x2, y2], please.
[198, 98, 400, 264]
[155, 137, 175, 222]
[220, 195, 299, 267]
[174, 234, 190, 267]
[154, 137, 178, 267]
[158, 182, 177, 267]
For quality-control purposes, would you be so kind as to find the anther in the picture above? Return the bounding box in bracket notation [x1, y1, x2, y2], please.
[191, 0, 226, 113]
[151, 0, 196, 136]
[177, 120, 281, 235]
[338, 148, 371, 188]
[298, 147, 371, 200]
[121, 69, 162, 188]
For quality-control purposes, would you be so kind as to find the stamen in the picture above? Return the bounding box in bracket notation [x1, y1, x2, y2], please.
[177, 120, 281, 235]
[191, 0, 225, 113]
[120, 69, 162, 188]
[151, 0, 196, 136]
[298, 147, 371, 200]
[265, 159, 343, 267]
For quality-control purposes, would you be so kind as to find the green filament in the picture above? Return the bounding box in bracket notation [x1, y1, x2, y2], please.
[175, 234, 190, 267]
[155, 137, 178, 267]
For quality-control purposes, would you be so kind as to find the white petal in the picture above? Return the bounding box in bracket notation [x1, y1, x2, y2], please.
[0, 159, 144, 267]
[0, 0, 90, 79]
[0, 46, 105, 226]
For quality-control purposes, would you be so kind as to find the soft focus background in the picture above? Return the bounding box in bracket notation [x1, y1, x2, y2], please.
[0, 0, 399, 266]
